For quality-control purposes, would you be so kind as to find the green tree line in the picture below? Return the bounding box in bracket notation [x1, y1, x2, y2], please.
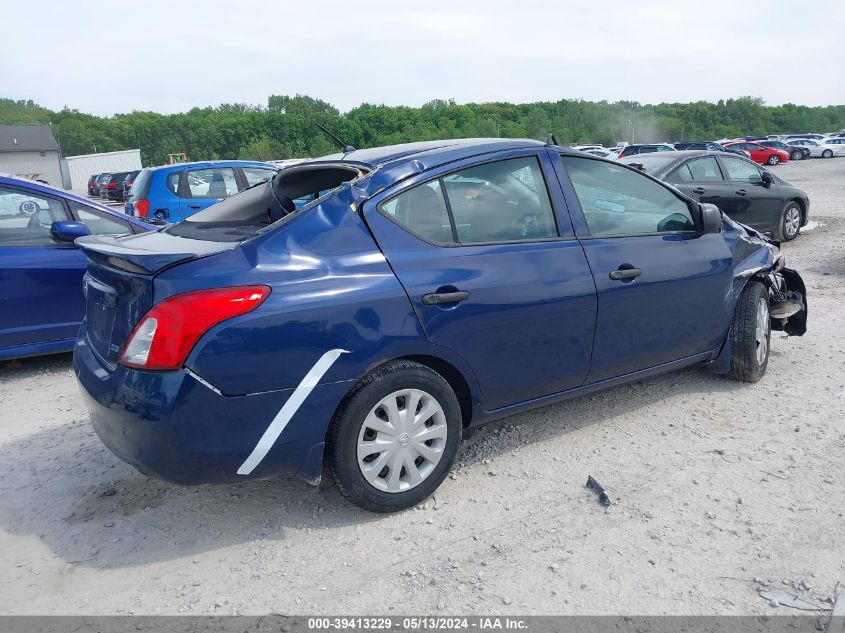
[2, 95, 843, 167]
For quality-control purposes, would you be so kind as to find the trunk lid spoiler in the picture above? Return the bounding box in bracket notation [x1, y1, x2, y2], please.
[76, 231, 236, 275]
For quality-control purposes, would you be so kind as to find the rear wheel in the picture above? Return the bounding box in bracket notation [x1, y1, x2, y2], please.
[822, 149, 833, 159]
[326, 360, 462, 512]
[774, 202, 802, 241]
[767, 154, 780, 165]
[727, 282, 770, 383]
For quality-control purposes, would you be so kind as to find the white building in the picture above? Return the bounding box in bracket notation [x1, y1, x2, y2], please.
[0, 124, 63, 187]
[62, 149, 142, 191]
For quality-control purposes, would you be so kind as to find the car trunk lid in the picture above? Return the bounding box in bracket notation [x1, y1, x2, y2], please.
[77, 232, 236, 367]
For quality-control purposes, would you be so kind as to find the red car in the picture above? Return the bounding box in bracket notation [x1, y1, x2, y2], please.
[723, 142, 789, 166]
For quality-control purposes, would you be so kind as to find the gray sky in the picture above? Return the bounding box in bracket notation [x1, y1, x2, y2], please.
[3, 0, 843, 115]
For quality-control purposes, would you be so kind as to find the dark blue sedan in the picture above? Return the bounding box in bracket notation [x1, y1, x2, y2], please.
[73, 139, 807, 512]
[0, 175, 153, 360]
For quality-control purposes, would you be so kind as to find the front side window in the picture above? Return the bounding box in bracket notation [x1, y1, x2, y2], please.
[242, 167, 276, 187]
[560, 156, 695, 236]
[186, 168, 238, 198]
[69, 203, 132, 235]
[380, 181, 454, 244]
[721, 157, 763, 183]
[0, 186, 68, 245]
[443, 156, 557, 243]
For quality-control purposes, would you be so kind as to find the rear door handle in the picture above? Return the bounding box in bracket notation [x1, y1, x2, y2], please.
[188, 204, 202, 209]
[692, 187, 706, 194]
[736, 189, 748, 196]
[422, 291, 470, 305]
[608, 268, 642, 281]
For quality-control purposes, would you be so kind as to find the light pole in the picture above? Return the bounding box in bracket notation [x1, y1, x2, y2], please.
[628, 118, 636, 144]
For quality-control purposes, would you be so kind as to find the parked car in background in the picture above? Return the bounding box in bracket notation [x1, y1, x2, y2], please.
[73, 139, 806, 512]
[87, 174, 100, 196]
[124, 160, 277, 222]
[816, 137, 845, 157]
[121, 170, 140, 201]
[92, 173, 112, 196]
[786, 139, 827, 158]
[673, 141, 750, 157]
[723, 142, 789, 165]
[759, 140, 809, 161]
[617, 144, 676, 158]
[580, 148, 616, 159]
[0, 175, 153, 360]
[785, 134, 824, 141]
[621, 150, 809, 241]
[101, 171, 135, 201]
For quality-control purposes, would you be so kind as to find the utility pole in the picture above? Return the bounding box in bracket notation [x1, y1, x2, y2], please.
[629, 118, 636, 144]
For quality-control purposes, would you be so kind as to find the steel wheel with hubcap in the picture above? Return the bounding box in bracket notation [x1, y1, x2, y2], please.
[356, 388, 448, 493]
[775, 203, 802, 241]
[728, 281, 771, 382]
[767, 155, 780, 165]
[327, 360, 462, 512]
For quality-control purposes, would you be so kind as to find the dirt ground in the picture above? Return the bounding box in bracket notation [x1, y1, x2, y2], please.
[1, 158, 843, 616]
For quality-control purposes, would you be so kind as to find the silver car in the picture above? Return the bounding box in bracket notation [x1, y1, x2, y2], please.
[787, 139, 841, 158]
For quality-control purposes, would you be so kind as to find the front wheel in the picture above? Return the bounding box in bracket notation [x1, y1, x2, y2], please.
[767, 155, 780, 165]
[822, 149, 833, 159]
[774, 203, 802, 241]
[790, 150, 803, 161]
[727, 282, 770, 383]
[326, 360, 462, 512]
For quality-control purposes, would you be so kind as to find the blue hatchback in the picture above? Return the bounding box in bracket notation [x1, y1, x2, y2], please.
[124, 160, 277, 223]
[0, 175, 153, 360]
[74, 139, 808, 512]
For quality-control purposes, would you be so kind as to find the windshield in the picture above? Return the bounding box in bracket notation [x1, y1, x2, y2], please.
[165, 162, 367, 242]
[620, 155, 677, 174]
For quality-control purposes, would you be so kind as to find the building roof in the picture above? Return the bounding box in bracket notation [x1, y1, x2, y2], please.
[0, 125, 60, 153]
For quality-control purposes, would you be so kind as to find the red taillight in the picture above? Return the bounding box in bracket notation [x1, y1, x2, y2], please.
[119, 286, 271, 370]
[135, 199, 150, 217]
[106, 182, 117, 190]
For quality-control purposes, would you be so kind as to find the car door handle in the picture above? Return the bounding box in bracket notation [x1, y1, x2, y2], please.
[188, 204, 202, 209]
[692, 187, 706, 194]
[736, 189, 748, 196]
[421, 291, 470, 305]
[608, 268, 642, 281]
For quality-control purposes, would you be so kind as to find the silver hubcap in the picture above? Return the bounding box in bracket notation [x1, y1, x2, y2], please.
[770, 156, 779, 164]
[755, 297, 770, 367]
[357, 389, 448, 493]
[784, 207, 800, 237]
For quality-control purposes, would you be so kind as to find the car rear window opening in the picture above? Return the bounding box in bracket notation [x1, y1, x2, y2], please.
[165, 163, 367, 242]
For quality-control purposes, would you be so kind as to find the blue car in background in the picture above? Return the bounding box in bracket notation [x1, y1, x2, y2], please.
[124, 160, 277, 222]
[74, 139, 807, 512]
[0, 175, 153, 360]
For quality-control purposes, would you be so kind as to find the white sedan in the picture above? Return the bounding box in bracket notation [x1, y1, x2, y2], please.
[787, 139, 844, 158]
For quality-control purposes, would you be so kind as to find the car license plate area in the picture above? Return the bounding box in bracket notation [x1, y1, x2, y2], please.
[85, 276, 119, 364]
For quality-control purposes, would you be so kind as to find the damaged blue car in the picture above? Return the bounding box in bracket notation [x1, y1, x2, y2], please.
[73, 139, 807, 512]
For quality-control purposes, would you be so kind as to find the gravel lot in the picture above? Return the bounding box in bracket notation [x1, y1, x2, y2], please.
[1, 158, 843, 616]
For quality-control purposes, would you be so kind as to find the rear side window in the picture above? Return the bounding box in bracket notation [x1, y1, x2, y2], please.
[242, 167, 276, 187]
[380, 181, 454, 244]
[166, 172, 180, 194]
[443, 157, 557, 243]
[380, 156, 558, 245]
[560, 156, 695, 236]
[186, 168, 238, 198]
[721, 157, 762, 183]
[674, 157, 723, 182]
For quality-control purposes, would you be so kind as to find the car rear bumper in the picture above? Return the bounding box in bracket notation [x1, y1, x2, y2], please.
[73, 324, 351, 485]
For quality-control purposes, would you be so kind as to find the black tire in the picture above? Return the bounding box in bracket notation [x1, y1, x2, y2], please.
[326, 360, 462, 512]
[767, 154, 780, 165]
[774, 202, 802, 241]
[790, 150, 803, 161]
[822, 149, 833, 159]
[727, 281, 770, 383]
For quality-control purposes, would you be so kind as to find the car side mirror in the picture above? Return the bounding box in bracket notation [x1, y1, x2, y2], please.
[761, 171, 774, 187]
[699, 203, 722, 234]
[50, 221, 91, 244]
